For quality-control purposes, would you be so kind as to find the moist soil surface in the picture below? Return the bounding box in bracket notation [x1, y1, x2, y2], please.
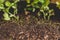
[0, 20, 60, 40]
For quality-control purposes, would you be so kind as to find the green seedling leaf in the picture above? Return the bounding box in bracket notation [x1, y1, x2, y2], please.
[0, 0, 5, 3]
[32, 4, 40, 8]
[27, 7, 33, 11]
[15, 16, 19, 21]
[39, 0, 45, 4]
[49, 9, 54, 15]
[14, 0, 20, 3]
[41, 0, 50, 9]
[10, 14, 15, 17]
[33, 0, 39, 3]
[44, 6, 49, 10]
[3, 13, 10, 20]
[45, 13, 48, 16]
[40, 10, 44, 12]
[33, 0, 45, 4]
[26, 0, 30, 3]
[5, 1, 11, 7]
[49, 9, 53, 13]
[37, 12, 41, 16]
[56, 2, 60, 5]
[33, 8, 35, 12]
[12, 6, 16, 9]
[44, 0, 50, 6]
[0, 4, 4, 9]
[56, 2, 60, 9]
[12, 4, 17, 9]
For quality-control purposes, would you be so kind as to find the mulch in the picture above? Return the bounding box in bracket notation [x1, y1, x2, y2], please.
[0, 20, 60, 40]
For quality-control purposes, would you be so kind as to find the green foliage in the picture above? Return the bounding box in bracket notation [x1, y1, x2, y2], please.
[56, 2, 60, 9]
[0, 0, 55, 21]
[40, 7, 54, 20]
[26, 0, 30, 3]
[0, 4, 4, 9]
[26, 0, 54, 20]
[33, 0, 45, 4]
[0, 0, 20, 21]
[0, 0, 5, 4]
[0, 0, 4, 10]
[5, 1, 11, 7]
[3, 13, 10, 20]
[26, 0, 50, 11]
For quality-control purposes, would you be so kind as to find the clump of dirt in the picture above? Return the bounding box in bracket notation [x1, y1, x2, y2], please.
[0, 20, 60, 40]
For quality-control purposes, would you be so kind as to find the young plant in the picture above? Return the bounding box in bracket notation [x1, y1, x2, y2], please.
[40, 7, 54, 20]
[48, 9, 54, 20]
[26, 0, 44, 12]
[3, 0, 19, 20]
[26, 0, 54, 20]
[0, 0, 10, 20]
[56, 2, 60, 9]
[0, 0, 5, 10]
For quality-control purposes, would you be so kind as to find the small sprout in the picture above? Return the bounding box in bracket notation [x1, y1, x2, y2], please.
[56, 2, 60, 5]
[33, 8, 35, 12]
[0, 0, 5, 3]
[40, 10, 44, 12]
[12, 6, 16, 9]
[44, 6, 49, 10]
[15, 16, 19, 21]
[12, 3, 17, 9]
[49, 10, 53, 13]
[56, 2, 60, 9]
[26, 0, 30, 3]
[0, 4, 4, 9]
[5, 1, 11, 7]
[37, 12, 41, 16]
[3, 13, 10, 20]
[2, 0, 20, 21]
[33, 0, 39, 4]
[39, 0, 45, 4]
[10, 14, 15, 17]
[45, 13, 48, 16]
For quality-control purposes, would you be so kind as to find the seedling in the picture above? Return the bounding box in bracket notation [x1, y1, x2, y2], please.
[40, 7, 54, 20]
[26, 0, 54, 20]
[56, 2, 60, 9]
[0, 0, 20, 21]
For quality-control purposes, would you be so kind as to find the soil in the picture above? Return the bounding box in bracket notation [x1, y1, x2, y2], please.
[0, 19, 60, 40]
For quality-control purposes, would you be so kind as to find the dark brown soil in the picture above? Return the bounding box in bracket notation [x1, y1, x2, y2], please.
[0, 20, 60, 40]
